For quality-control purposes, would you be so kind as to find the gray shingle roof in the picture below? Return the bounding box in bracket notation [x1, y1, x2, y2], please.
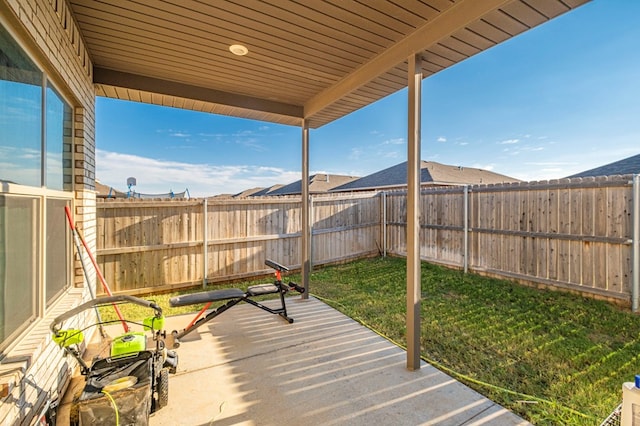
[95, 181, 127, 198]
[331, 161, 519, 192]
[566, 153, 640, 178]
[233, 187, 265, 198]
[250, 184, 285, 197]
[268, 174, 359, 196]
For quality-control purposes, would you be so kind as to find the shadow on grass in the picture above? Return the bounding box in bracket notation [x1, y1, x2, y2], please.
[309, 257, 637, 426]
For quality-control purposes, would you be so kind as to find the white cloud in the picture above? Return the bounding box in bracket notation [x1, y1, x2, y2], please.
[472, 163, 495, 171]
[437, 136, 447, 143]
[382, 137, 404, 145]
[498, 139, 520, 145]
[197, 132, 225, 138]
[524, 161, 576, 167]
[349, 147, 363, 160]
[170, 132, 190, 138]
[96, 149, 299, 197]
[501, 160, 580, 182]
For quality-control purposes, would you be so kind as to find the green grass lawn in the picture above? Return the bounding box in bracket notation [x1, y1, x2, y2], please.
[100, 256, 639, 425]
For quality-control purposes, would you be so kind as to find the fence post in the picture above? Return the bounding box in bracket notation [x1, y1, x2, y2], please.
[632, 174, 639, 312]
[203, 198, 208, 288]
[463, 185, 469, 273]
[382, 191, 387, 257]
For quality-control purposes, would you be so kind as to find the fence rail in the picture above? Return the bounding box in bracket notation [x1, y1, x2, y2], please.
[95, 175, 638, 306]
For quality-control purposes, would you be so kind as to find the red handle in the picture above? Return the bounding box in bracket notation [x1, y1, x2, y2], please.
[65, 205, 129, 332]
[64, 205, 75, 231]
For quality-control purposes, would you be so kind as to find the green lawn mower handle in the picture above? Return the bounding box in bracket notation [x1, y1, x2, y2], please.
[51, 294, 163, 335]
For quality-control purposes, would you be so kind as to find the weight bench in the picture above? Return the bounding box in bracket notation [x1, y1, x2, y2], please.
[168, 259, 304, 348]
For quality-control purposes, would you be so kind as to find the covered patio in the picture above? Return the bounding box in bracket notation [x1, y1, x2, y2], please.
[66, 0, 591, 370]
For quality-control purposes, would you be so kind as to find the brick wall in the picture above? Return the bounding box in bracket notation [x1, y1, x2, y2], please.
[0, 0, 98, 423]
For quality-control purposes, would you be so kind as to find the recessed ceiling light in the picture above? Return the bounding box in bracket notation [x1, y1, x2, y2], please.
[229, 44, 248, 56]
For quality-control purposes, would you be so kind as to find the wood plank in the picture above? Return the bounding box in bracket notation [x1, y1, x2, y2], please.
[593, 242, 607, 292]
[608, 185, 631, 238]
[594, 177, 608, 237]
[548, 238, 558, 281]
[569, 241, 582, 285]
[558, 180, 571, 234]
[581, 179, 595, 236]
[604, 242, 621, 295]
[556, 239, 570, 283]
[570, 185, 582, 235]
[582, 241, 594, 287]
[548, 182, 559, 234]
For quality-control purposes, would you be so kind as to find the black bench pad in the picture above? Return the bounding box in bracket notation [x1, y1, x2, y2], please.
[170, 288, 245, 307]
[247, 283, 279, 296]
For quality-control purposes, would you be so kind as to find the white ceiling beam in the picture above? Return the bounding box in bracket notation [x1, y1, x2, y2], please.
[94, 68, 303, 119]
[303, 0, 514, 119]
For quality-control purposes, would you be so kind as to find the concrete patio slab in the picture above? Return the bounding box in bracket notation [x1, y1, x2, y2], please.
[149, 296, 531, 426]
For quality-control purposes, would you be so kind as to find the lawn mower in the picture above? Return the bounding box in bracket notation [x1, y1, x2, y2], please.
[50, 295, 178, 425]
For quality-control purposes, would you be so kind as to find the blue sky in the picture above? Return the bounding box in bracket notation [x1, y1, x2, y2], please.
[96, 0, 640, 197]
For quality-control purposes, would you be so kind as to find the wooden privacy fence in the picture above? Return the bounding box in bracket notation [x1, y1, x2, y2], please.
[96, 175, 639, 306]
[385, 174, 639, 305]
[95, 193, 381, 294]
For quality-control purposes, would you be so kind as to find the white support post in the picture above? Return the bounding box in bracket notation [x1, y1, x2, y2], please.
[310, 194, 314, 271]
[301, 122, 311, 299]
[406, 53, 422, 371]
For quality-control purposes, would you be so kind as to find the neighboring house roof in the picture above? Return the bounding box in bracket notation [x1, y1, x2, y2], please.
[233, 187, 266, 198]
[331, 161, 520, 192]
[95, 181, 127, 198]
[268, 174, 359, 196]
[251, 184, 285, 197]
[566, 153, 640, 178]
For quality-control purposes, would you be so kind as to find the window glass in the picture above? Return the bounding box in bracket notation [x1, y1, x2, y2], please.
[0, 25, 43, 187]
[46, 198, 70, 305]
[0, 23, 74, 350]
[46, 84, 73, 190]
[0, 195, 38, 348]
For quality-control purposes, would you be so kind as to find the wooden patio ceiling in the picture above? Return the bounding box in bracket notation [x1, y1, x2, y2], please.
[69, 0, 589, 129]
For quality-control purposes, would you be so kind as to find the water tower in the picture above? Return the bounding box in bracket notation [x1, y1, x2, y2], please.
[126, 177, 136, 198]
